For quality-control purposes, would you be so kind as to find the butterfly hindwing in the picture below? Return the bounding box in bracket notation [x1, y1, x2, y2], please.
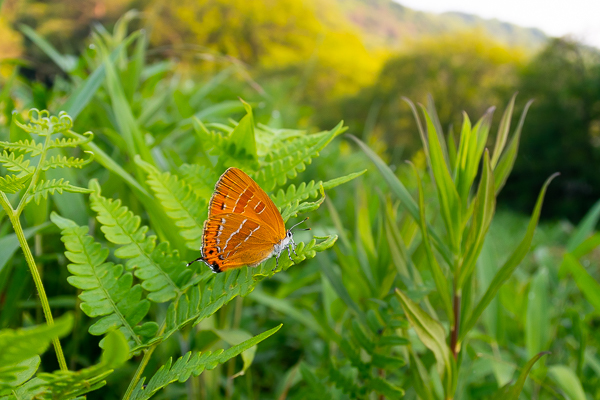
[208, 167, 286, 238]
[202, 213, 281, 272]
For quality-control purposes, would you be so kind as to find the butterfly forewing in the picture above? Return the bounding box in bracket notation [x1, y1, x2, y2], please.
[208, 167, 285, 238]
[202, 213, 281, 272]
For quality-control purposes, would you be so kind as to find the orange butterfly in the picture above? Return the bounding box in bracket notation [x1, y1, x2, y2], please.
[187, 167, 308, 273]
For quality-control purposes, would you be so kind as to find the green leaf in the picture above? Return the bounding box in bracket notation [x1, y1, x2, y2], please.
[51, 213, 154, 349]
[254, 122, 346, 191]
[31, 330, 130, 400]
[26, 178, 93, 206]
[89, 181, 191, 303]
[227, 99, 258, 160]
[348, 134, 452, 264]
[0, 139, 43, 156]
[129, 325, 282, 400]
[461, 173, 558, 342]
[212, 329, 255, 378]
[366, 377, 405, 398]
[494, 99, 533, 194]
[0, 151, 34, 177]
[0, 174, 30, 194]
[47, 132, 94, 150]
[560, 253, 600, 313]
[492, 351, 549, 400]
[0, 314, 72, 390]
[19, 25, 75, 73]
[61, 31, 141, 119]
[136, 156, 206, 250]
[411, 163, 453, 321]
[41, 152, 94, 171]
[457, 150, 495, 288]
[395, 289, 454, 387]
[421, 106, 461, 253]
[491, 93, 517, 168]
[526, 268, 549, 360]
[548, 365, 587, 400]
[566, 198, 600, 251]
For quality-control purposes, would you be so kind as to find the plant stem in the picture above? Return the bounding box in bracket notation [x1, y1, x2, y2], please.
[8, 207, 68, 370]
[450, 288, 461, 359]
[123, 321, 167, 400]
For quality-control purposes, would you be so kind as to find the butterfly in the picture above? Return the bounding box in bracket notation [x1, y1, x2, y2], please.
[187, 167, 309, 273]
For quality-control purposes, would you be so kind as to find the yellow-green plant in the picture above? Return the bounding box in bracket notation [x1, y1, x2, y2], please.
[0, 110, 94, 371]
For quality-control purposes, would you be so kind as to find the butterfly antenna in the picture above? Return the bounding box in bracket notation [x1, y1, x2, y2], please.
[289, 217, 310, 232]
[186, 256, 204, 267]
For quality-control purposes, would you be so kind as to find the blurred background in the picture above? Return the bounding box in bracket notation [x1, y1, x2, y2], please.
[3, 0, 600, 222]
[2, 0, 600, 399]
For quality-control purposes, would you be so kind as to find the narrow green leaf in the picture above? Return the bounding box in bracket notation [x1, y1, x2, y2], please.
[526, 268, 549, 359]
[548, 365, 587, 400]
[19, 24, 75, 72]
[461, 173, 558, 342]
[494, 99, 534, 194]
[61, 32, 141, 119]
[457, 150, 495, 288]
[493, 351, 549, 400]
[560, 253, 600, 313]
[395, 289, 453, 381]
[411, 163, 453, 321]
[491, 93, 517, 168]
[348, 134, 452, 264]
[567, 198, 600, 251]
[421, 106, 461, 253]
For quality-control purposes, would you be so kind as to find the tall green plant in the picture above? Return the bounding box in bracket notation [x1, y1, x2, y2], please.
[351, 95, 556, 399]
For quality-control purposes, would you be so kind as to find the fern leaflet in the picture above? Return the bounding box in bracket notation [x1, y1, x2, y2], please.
[0, 151, 34, 177]
[26, 179, 93, 205]
[136, 156, 206, 250]
[0, 174, 30, 194]
[48, 132, 94, 149]
[42, 153, 94, 170]
[178, 163, 219, 199]
[253, 121, 346, 191]
[0, 139, 43, 156]
[129, 325, 281, 400]
[89, 180, 193, 303]
[51, 213, 158, 349]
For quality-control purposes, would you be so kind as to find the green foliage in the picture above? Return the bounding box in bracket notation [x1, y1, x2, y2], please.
[0, 314, 72, 393]
[129, 325, 281, 400]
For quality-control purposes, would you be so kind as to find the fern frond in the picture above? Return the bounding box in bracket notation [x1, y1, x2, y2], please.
[14, 109, 72, 136]
[48, 132, 94, 149]
[51, 213, 158, 349]
[0, 174, 30, 194]
[8, 330, 129, 400]
[0, 139, 44, 156]
[253, 121, 346, 191]
[178, 163, 219, 199]
[26, 179, 94, 206]
[0, 151, 34, 177]
[129, 325, 281, 400]
[272, 170, 366, 209]
[133, 235, 337, 352]
[0, 314, 72, 392]
[136, 156, 206, 250]
[192, 118, 229, 153]
[41, 152, 94, 171]
[89, 181, 193, 303]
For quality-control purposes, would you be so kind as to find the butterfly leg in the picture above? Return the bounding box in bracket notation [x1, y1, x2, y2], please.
[287, 245, 294, 262]
[272, 254, 280, 272]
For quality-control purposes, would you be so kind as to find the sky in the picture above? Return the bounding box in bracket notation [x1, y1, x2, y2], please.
[396, 0, 600, 48]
